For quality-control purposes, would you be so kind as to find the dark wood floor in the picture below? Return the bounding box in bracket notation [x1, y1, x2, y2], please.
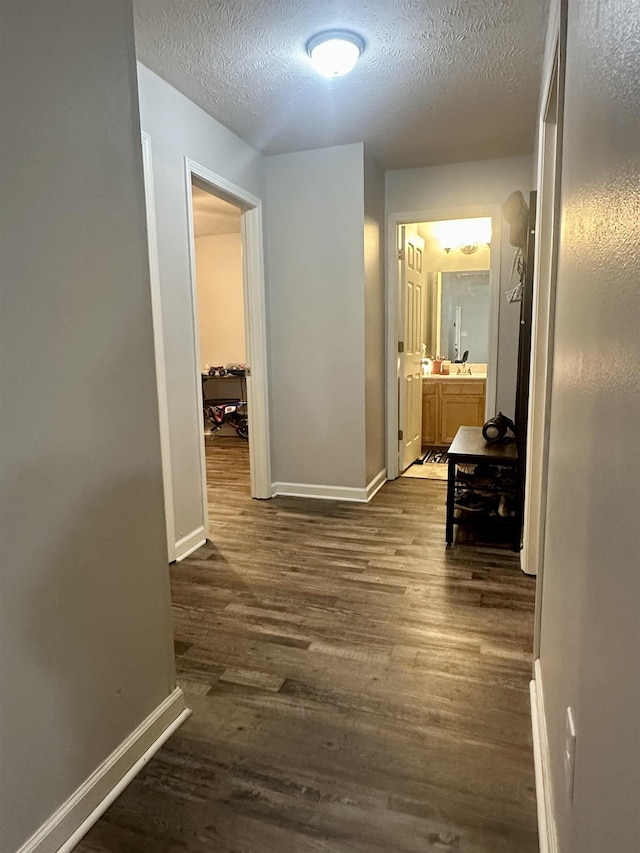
[78, 436, 538, 853]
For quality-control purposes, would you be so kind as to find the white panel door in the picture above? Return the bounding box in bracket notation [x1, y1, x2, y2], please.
[399, 228, 426, 472]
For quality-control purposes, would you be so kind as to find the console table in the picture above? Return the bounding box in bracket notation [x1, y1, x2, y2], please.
[446, 426, 520, 550]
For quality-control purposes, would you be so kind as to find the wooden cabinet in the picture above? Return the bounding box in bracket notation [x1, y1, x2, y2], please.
[421, 381, 438, 445]
[422, 378, 486, 446]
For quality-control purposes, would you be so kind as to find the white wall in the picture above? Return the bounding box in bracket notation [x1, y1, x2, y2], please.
[386, 155, 534, 418]
[265, 144, 368, 491]
[137, 64, 264, 548]
[535, 0, 640, 850]
[364, 150, 387, 484]
[195, 233, 245, 368]
[0, 3, 176, 851]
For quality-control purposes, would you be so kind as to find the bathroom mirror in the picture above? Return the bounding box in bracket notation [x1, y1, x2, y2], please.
[425, 269, 490, 362]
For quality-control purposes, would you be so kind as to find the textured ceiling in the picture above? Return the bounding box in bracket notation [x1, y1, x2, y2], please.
[192, 186, 242, 237]
[133, 0, 549, 169]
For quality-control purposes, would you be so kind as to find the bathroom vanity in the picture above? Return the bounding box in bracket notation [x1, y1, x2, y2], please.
[422, 374, 486, 446]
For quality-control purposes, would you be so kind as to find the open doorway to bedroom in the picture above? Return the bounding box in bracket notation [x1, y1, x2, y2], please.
[190, 179, 251, 496]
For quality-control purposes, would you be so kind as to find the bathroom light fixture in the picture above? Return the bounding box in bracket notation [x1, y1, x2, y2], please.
[434, 218, 492, 254]
[307, 30, 365, 78]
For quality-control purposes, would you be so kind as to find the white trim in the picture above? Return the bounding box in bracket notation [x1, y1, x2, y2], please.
[241, 203, 273, 499]
[183, 161, 212, 541]
[141, 133, 176, 562]
[273, 470, 387, 504]
[386, 206, 502, 480]
[523, 0, 566, 598]
[17, 689, 189, 853]
[272, 482, 370, 503]
[183, 159, 272, 504]
[366, 469, 387, 501]
[175, 526, 207, 561]
[530, 659, 559, 853]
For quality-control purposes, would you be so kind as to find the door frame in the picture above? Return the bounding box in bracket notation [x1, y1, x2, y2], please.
[526, 0, 566, 650]
[141, 132, 176, 562]
[184, 158, 272, 522]
[386, 205, 502, 480]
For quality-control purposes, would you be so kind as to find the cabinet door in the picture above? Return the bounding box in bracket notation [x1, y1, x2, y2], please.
[421, 383, 438, 445]
[440, 397, 485, 444]
[439, 381, 486, 444]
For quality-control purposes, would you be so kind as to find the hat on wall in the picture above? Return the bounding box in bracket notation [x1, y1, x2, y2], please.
[502, 191, 529, 250]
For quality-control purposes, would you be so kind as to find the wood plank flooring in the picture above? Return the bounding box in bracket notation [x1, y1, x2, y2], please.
[77, 435, 538, 853]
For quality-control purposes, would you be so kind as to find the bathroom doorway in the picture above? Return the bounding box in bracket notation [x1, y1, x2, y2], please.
[388, 209, 501, 480]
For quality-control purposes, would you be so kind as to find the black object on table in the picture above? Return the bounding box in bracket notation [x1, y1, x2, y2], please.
[446, 426, 520, 551]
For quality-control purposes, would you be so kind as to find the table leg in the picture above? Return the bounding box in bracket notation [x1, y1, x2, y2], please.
[446, 458, 455, 545]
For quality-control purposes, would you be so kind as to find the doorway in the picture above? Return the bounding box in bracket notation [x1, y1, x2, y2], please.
[184, 159, 272, 528]
[190, 181, 250, 497]
[392, 215, 499, 479]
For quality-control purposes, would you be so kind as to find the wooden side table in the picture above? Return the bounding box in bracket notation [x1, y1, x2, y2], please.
[446, 426, 520, 550]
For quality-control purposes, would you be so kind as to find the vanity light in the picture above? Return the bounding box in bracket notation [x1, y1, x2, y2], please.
[435, 218, 492, 254]
[307, 30, 365, 78]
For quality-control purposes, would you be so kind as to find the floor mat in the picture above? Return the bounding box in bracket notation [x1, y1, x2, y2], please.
[417, 447, 449, 465]
[402, 462, 448, 481]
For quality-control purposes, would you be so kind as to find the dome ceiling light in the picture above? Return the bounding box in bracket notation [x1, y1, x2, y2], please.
[306, 30, 365, 78]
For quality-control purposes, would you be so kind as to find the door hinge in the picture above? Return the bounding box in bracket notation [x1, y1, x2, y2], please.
[398, 248, 405, 260]
[245, 367, 251, 376]
[398, 341, 404, 353]
[398, 429, 403, 441]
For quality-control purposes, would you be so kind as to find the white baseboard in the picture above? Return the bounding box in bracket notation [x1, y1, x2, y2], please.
[520, 540, 538, 576]
[271, 481, 366, 503]
[175, 526, 206, 561]
[272, 470, 387, 504]
[17, 688, 189, 853]
[530, 659, 559, 853]
[366, 469, 387, 501]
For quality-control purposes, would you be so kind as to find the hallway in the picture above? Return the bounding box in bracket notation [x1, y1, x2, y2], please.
[78, 441, 537, 852]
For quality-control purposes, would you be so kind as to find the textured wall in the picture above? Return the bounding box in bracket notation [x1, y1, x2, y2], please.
[0, 4, 175, 850]
[537, 0, 640, 850]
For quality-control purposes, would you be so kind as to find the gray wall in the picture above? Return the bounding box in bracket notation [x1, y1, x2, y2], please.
[537, 0, 640, 850]
[265, 144, 368, 490]
[137, 64, 265, 547]
[0, 3, 175, 851]
[385, 155, 533, 418]
[363, 150, 387, 483]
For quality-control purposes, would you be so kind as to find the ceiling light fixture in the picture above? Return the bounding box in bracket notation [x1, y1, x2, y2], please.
[306, 30, 365, 78]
